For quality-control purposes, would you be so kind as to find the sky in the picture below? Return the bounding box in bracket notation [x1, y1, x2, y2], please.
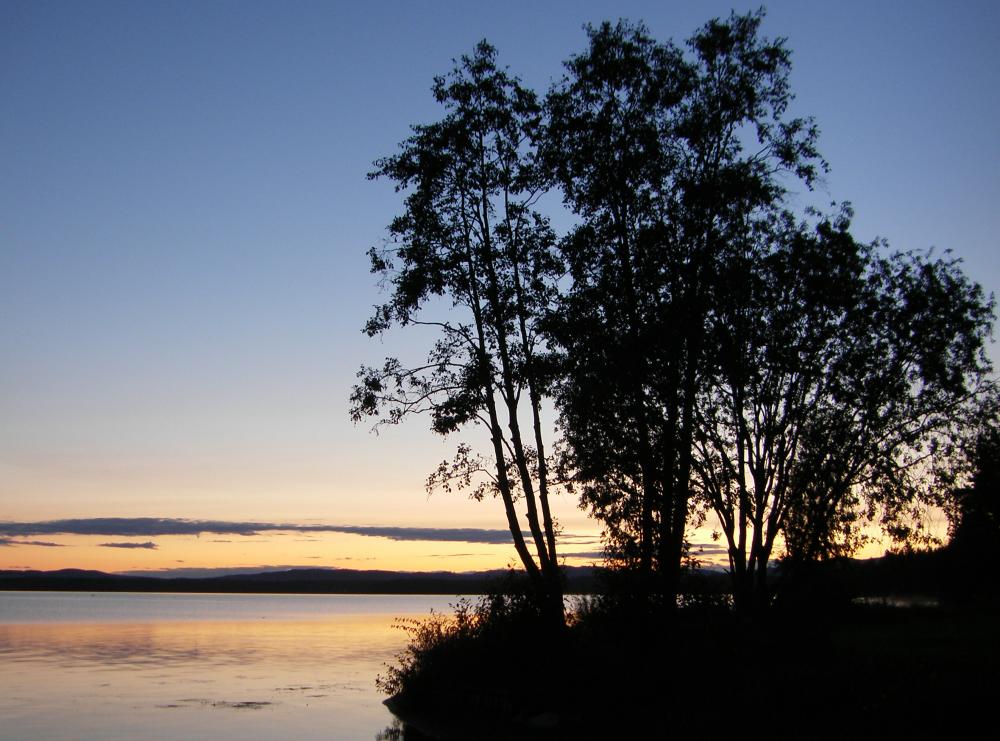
[2, 0, 998, 574]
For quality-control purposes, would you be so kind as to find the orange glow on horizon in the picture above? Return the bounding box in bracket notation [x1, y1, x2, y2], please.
[0, 529, 607, 574]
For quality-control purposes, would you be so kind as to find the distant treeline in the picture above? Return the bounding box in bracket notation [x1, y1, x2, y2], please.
[4, 551, 992, 603]
[0, 566, 600, 595]
[778, 548, 998, 607]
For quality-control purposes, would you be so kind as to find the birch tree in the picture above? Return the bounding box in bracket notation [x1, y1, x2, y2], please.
[350, 42, 564, 619]
[543, 11, 823, 600]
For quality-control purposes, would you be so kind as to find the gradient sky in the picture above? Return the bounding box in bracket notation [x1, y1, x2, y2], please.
[2, 0, 997, 573]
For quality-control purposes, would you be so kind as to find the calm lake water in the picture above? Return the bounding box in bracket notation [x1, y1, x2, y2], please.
[0, 591, 460, 740]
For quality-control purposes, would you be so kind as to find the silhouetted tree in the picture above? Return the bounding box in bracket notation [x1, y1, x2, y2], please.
[354, 13, 995, 620]
[350, 43, 565, 619]
[947, 418, 1000, 597]
[542, 11, 824, 601]
[696, 206, 993, 610]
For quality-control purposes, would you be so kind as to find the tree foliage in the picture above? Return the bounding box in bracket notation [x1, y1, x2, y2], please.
[354, 11, 995, 614]
[542, 12, 826, 597]
[695, 207, 993, 608]
[350, 42, 564, 612]
[948, 417, 1000, 568]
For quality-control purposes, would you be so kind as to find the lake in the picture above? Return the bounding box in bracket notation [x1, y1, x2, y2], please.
[0, 591, 460, 740]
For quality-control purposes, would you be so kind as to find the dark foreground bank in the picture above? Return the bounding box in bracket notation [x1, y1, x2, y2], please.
[379, 594, 999, 740]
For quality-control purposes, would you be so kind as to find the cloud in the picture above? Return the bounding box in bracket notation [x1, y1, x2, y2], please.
[99, 541, 158, 550]
[689, 543, 729, 557]
[322, 525, 519, 544]
[553, 533, 602, 544]
[0, 518, 530, 545]
[548, 543, 728, 558]
[0, 538, 65, 547]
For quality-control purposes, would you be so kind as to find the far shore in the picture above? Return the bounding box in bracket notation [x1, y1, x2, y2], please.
[0, 566, 601, 595]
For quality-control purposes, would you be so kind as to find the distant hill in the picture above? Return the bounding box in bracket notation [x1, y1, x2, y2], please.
[0, 566, 601, 595]
[4, 553, 971, 599]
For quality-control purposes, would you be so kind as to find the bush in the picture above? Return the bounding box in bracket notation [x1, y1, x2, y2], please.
[377, 581, 555, 701]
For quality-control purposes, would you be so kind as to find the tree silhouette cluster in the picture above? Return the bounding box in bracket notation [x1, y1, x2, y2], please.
[351, 10, 994, 615]
[944, 419, 1000, 603]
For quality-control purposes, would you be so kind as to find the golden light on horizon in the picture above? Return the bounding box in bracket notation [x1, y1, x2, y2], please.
[0, 527, 608, 574]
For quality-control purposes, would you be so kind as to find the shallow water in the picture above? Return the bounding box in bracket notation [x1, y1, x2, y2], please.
[0, 591, 458, 740]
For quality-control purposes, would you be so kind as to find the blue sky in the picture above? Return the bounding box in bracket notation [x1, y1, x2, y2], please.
[1, 0, 997, 571]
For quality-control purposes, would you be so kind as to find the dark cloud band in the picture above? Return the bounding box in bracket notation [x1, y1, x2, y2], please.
[100, 541, 158, 550]
[0, 518, 526, 545]
[0, 538, 65, 547]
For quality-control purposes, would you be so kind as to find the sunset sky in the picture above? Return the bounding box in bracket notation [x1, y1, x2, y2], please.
[2, 0, 997, 574]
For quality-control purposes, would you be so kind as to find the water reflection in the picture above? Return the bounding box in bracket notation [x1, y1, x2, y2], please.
[376, 719, 437, 740]
[0, 618, 406, 669]
[851, 595, 940, 608]
[0, 593, 453, 740]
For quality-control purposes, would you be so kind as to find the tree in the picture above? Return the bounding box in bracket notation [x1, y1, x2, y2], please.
[694, 206, 994, 610]
[542, 11, 824, 600]
[353, 13, 995, 619]
[350, 43, 565, 620]
[947, 415, 1000, 594]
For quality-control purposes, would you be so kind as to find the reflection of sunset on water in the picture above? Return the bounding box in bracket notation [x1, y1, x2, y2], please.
[3, 617, 401, 668]
[0, 593, 454, 740]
